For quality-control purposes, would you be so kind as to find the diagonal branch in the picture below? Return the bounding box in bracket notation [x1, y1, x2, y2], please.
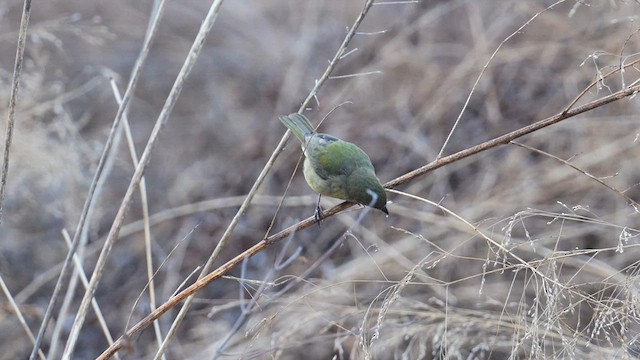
[386, 83, 640, 189]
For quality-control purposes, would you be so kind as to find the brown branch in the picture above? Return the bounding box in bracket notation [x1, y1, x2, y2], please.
[386, 83, 640, 189]
[562, 57, 640, 115]
[97, 78, 640, 360]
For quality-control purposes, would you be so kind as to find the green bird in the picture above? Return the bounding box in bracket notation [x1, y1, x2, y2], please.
[279, 113, 388, 218]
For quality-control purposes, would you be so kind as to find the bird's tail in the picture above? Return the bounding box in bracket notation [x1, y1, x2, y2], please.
[278, 113, 316, 143]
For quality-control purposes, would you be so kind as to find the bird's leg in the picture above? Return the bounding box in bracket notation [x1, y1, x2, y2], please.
[314, 194, 323, 223]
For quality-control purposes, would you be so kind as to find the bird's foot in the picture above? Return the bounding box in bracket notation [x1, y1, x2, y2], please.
[314, 205, 324, 224]
[314, 194, 323, 225]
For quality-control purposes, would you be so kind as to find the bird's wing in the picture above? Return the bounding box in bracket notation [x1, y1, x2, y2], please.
[306, 134, 374, 180]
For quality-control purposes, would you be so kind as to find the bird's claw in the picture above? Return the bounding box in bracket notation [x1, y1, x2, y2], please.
[314, 205, 324, 224]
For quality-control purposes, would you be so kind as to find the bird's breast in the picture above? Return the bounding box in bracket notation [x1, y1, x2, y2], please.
[303, 157, 348, 200]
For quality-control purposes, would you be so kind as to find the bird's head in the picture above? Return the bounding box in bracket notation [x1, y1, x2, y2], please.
[347, 168, 388, 215]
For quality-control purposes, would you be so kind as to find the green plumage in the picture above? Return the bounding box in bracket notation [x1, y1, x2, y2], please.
[279, 113, 388, 214]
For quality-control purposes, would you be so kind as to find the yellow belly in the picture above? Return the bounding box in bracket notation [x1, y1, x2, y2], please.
[303, 157, 348, 200]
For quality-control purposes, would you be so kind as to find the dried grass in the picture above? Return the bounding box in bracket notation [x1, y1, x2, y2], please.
[0, 0, 639, 359]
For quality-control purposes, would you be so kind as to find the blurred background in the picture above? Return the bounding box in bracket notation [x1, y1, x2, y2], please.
[0, 0, 639, 358]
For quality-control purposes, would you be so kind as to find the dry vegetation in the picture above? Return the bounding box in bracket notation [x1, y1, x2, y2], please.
[0, 0, 639, 359]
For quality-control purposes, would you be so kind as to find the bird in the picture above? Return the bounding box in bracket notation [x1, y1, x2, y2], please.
[279, 113, 388, 219]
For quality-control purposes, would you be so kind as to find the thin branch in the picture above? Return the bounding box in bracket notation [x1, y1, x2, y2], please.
[0, 276, 45, 360]
[437, 0, 566, 160]
[510, 141, 640, 210]
[328, 70, 382, 79]
[110, 79, 164, 356]
[299, 0, 375, 111]
[3, 1, 39, 358]
[387, 82, 640, 189]
[0, 0, 31, 222]
[563, 57, 640, 114]
[60, 230, 119, 359]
